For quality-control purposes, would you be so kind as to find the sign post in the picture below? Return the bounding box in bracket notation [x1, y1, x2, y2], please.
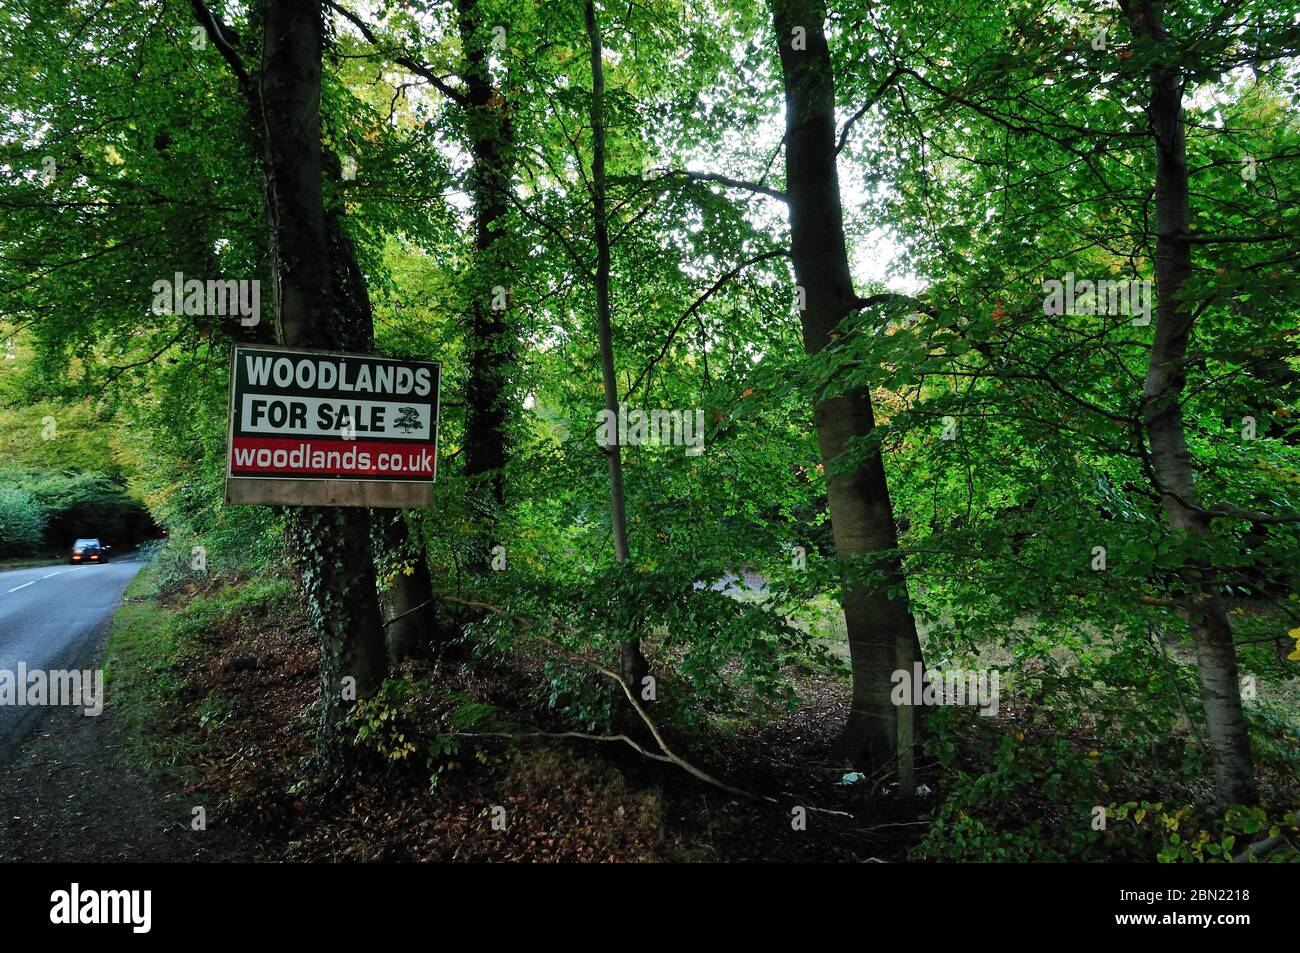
[225, 344, 440, 508]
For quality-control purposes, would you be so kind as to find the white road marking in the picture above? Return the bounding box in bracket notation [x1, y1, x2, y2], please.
[41, 571, 64, 579]
[7, 581, 35, 593]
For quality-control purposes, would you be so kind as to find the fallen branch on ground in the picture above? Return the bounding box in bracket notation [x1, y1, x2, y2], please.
[391, 592, 856, 817]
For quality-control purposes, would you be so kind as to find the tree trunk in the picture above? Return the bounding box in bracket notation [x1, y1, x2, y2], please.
[457, 0, 515, 546]
[1126, 0, 1257, 807]
[322, 148, 447, 662]
[373, 511, 442, 663]
[770, 0, 921, 775]
[260, 0, 387, 749]
[586, 0, 648, 691]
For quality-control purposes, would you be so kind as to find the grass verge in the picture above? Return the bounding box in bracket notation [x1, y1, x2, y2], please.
[102, 564, 199, 779]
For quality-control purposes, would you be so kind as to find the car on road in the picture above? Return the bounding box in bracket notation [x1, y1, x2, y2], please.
[70, 538, 110, 564]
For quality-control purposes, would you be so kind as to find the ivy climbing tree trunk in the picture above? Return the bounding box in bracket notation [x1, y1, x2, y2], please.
[1124, 0, 1257, 807]
[189, 1, 446, 670]
[260, 0, 387, 751]
[457, 0, 516, 555]
[769, 0, 922, 776]
[322, 0, 518, 570]
[586, 0, 648, 692]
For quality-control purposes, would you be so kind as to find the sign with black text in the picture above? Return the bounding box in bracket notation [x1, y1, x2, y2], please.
[226, 345, 439, 508]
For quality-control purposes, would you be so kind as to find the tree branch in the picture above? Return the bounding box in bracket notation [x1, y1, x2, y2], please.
[623, 249, 789, 401]
[835, 67, 904, 157]
[324, 0, 470, 108]
[187, 0, 257, 107]
[1184, 232, 1296, 245]
[658, 169, 788, 203]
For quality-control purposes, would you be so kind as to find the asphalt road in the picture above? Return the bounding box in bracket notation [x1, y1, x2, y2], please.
[0, 555, 142, 761]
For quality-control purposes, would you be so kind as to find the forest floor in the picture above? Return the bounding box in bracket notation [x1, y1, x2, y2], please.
[88, 568, 933, 862]
[85, 566, 1300, 863]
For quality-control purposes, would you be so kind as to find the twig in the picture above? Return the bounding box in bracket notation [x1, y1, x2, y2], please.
[835, 67, 904, 157]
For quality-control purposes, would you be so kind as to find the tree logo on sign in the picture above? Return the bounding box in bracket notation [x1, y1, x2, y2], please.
[394, 407, 422, 433]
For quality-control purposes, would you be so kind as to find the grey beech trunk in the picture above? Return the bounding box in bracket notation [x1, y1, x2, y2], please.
[373, 510, 440, 663]
[1125, 0, 1257, 806]
[260, 0, 387, 746]
[770, 0, 922, 774]
[585, 0, 648, 690]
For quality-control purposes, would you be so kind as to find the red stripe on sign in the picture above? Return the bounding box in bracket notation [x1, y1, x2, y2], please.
[231, 436, 436, 479]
